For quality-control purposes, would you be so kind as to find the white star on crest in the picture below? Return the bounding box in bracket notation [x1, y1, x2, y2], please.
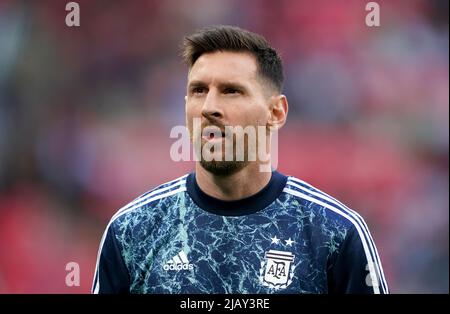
[285, 238, 295, 246]
[270, 236, 280, 244]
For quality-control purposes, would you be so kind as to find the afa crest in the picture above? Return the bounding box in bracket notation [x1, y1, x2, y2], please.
[259, 250, 295, 289]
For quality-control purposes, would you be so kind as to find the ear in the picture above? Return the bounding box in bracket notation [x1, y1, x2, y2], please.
[267, 95, 288, 130]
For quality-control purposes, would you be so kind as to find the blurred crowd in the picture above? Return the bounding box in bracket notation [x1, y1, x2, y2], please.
[0, 0, 448, 293]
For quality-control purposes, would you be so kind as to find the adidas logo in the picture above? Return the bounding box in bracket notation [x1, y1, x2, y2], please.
[163, 250, 194, 271]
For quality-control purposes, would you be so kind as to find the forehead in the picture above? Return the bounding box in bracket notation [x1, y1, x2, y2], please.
[188, 51, 258, 84]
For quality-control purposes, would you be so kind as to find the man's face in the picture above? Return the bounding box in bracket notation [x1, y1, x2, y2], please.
[185, 51, 272, 176]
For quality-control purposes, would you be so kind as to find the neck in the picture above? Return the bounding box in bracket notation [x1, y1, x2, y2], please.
[195, 162, 272, 201]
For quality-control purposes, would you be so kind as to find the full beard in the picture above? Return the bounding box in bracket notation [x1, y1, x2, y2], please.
[198, 138, 250, 176]
[199, 158, 248, 176]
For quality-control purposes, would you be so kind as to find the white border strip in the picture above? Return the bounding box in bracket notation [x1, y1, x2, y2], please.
[283, 187, 381, 294]
[114, 175, 188, 218]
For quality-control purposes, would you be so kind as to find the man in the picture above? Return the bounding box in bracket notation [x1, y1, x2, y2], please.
[92, 25, 388, 294]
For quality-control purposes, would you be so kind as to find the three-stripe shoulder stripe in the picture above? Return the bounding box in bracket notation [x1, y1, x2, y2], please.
[283, 177, 388, 294]
[103, 176, 187, 235]
[286, 177, 388, 293]
[285, 177, 388, 294]
[115, 174, 188, 217]
[92, 177, 187, 294]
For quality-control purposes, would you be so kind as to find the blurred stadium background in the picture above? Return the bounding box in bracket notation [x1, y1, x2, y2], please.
[0, 0, 448, 293]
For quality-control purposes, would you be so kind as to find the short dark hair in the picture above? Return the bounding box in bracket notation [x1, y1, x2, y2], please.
[181, 25, 284, 93]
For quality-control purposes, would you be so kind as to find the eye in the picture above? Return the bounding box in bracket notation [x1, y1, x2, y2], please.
[191, 87, 206, 95]
[224, 88, 240, 94]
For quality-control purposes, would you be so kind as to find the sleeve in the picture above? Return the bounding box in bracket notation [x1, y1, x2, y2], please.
[92, 223, 130, 294]
[327, 224, 389, 294]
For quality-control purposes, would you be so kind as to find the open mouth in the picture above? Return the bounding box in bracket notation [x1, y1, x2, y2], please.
[202, 127, 225, 141]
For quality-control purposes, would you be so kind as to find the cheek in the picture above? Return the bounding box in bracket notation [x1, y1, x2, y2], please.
[186, 103, 201, 138]
[186, 101, 197, 118]
[240, 105, 269, 127]
[186, 101, 201, 118]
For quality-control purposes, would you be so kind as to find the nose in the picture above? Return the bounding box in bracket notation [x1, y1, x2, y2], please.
[201, 90, 223, 120]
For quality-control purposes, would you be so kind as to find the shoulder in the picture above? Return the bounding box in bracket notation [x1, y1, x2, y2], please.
[282, 175, 368, 232]
[107, 174, 188, 231]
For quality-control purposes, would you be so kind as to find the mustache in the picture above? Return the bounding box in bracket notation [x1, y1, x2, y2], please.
[201, 124, 225, 133]
[200, 117, 226, 135]
[201, 116, 225, 132]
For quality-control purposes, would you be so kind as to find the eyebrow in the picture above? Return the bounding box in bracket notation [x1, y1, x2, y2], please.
[187, 80, 249, 92]
[187, 80, 207, 89]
